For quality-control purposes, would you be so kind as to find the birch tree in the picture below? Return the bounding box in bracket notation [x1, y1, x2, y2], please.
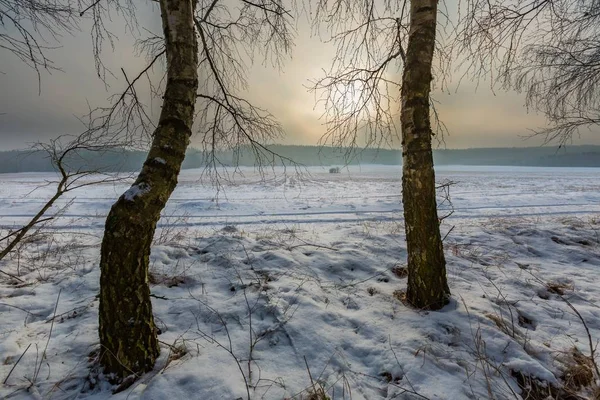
[401, 0, 449, 309]
[313, 0, 450, 309]
[94, 0, 294, 381]
[97, 0, 199, 379]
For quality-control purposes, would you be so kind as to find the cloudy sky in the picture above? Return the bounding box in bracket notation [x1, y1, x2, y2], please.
[0, 1, 598, 151]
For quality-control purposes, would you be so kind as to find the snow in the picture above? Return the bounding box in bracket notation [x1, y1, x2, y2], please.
[123, 182, 151, 202]
[0, 165, 599, 399]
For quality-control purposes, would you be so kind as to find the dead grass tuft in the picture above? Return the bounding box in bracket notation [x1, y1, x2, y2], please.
[304, 388, 331, 400]
[485, 312, 513, 337]
[161, 343, 188, 373]
[546, 281, 574, 296]
[391, 264, 408, 278]
[511, 370, 557, 400]
[560, 347, 595, 392]
[148, 271, 187, 287]
[393, 289, 408, 306]
[511, 349, 595, 400]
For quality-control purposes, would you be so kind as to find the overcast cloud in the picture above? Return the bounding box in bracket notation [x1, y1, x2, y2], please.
[1, 1, 598, 151]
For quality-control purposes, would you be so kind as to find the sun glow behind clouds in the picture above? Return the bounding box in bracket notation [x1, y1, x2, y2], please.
[1, 1, 600, 150]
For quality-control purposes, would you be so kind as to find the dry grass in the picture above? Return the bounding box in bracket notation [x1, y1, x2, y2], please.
[304, 387, 331, 400]
[546, 281, 574, 296]
[391, 264, 408, 279]
[148, 271, 187, 287]
[393, 289, 410, 307]
[560, 347, 595, 393]
[511, 370, 557, 400]
[485, 312, 513, 336]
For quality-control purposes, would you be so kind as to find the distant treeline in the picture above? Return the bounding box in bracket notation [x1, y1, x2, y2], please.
[433, 146, 600, 167]
[0, 145, 599, 173]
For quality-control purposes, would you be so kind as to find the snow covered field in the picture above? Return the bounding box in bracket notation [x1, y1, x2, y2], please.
[1, 165, 600, 399]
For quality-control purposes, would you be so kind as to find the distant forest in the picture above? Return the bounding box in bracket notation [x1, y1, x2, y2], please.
[0, 145, 599, 173]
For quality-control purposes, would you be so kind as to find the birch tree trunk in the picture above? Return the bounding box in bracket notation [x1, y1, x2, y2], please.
[98, 0, 198, 379]
[401, 0, 450, 310]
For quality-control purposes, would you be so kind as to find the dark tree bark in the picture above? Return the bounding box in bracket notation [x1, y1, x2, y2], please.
[401, 0, 450, 310]
[98, 0, 198, 379]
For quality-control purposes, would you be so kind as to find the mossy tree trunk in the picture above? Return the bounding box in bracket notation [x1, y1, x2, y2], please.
[401, 0, 450, 310]
[98, 0, 198, 379]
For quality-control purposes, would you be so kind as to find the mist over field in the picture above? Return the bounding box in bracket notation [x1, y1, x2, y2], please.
[0, 145, 599, 173]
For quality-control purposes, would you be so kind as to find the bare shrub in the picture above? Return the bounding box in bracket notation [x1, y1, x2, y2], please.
[153, 209, 192, 246]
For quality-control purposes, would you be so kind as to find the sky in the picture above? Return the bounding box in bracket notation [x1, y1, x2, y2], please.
[0, 1, 599, 151]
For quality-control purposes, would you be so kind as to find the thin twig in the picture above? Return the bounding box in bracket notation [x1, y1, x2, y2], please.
[3, 343, 32, 385]
[0, 269, 24, 282]
[0, 218, 54, 242]
[32, 289, 61, 384]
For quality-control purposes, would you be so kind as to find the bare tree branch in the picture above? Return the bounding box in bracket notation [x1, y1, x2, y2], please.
[455, 0, 600, 146]
[0, 131, 132, 264]
[309, 0, 452, 158]
[0, 0, 78, 89]
[192, 0, 299, 185]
